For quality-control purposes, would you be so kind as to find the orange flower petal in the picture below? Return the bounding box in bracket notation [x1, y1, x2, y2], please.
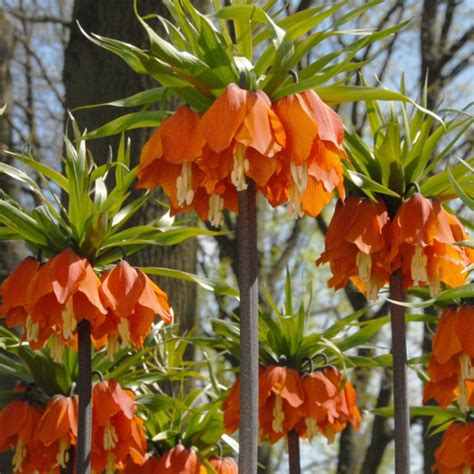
[160, 106, 205, 164]
[200, 84, 247, 153]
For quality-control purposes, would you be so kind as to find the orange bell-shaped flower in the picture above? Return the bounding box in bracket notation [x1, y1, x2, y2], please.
[97, 260, 172, 358]
[36, 394, 78, 470]
[388, 193, 473, 293]
[317, 196, 391, 300]
[423, 304, 474, 410]
[272, 90, 346, 218]
[0, 399, 44, 473]
[0, 257, 40, 340]
[200, 83, 286, 193]
[120, 453, 160, 473]
[433, 422, 474, 473]
[137, 106, 205, 210]
[91, 379, 148, 474]
[297, 367, 361, 443]
[156, 444, 206, 474]
[209, 455, 238, 473]
[26, 249, 107, 360]
[222, 376, 241, 435]
[258, 365, 305, 444]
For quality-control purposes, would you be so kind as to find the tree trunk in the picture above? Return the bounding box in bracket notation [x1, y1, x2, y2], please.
[63, 0, 204, 337]
[0, 12, 21, 474]
[0, 12, 27, 283]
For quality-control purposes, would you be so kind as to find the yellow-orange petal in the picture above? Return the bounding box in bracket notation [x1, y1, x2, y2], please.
[161, 106, 205, 164]
[200, 84, 247, 153]
[273, 93, 318, 164]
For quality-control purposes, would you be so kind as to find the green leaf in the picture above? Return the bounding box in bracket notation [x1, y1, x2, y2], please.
[345, 169, 401, 198]
[0, 201, 48, 246]
[73, 87, 168, 110]
[448, 168, 474, 210]
[141, 267, 239, 297]
[83, 111, 170, 140]
[336, 317, 388, 352]
[3, 151, 69, 191]
[312, 86, 409, 104]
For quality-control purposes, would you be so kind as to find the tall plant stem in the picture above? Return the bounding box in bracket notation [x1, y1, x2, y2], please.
[237, 180, 259, 474]
[76, 320, 92, 474]
[389, 269, 410, 473]
[288, 430, 301, 474]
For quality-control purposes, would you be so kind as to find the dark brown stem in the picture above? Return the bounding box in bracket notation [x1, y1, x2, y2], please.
[76, 320, 92, 474]
[288, 430, 301, 474]
[389, 269, 410, 473]
[237, 180, 259, 474]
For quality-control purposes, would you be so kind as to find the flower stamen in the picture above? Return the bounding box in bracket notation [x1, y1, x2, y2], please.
[208, 194, 224, 227]
[176, 162, 195, 207]
[61, 299, 76, 340]
[272, 395, 285, 433]
[411, 245, 428, 285]
[231, 144, 249, 191]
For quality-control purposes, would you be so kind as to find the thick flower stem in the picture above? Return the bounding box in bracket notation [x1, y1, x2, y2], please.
[237, 180, 259, 474]
[288, 430, 301, 474]
[76, 320, 92, 474]
[389, 269, 410, 474]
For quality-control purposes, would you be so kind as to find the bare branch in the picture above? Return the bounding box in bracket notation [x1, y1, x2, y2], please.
[439, 0, 457, 54]
[296, 0, 313, 13]
[268, 219, 302, 288]
[442, 54, 471, 82]
[439, 26, 474, 70]
[14, 32, 66, 108]
[4, 8, 71, 27]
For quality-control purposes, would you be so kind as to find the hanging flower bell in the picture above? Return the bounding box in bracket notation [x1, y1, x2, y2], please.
[317, 196, 391, 300]
[388, 193, 474, 294]
[424, 304, 474, 410]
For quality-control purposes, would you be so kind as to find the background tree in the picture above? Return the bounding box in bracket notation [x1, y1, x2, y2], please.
[0, 1, 472, 472]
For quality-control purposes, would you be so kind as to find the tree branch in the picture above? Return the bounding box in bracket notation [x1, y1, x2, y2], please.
[267, 219, 302, 289]
[439, 26, 474, 70]
[4, 8, 71, 27]
[442, 54, 471, 82]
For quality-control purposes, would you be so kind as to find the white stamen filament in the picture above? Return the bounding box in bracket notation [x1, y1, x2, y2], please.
[103, 424, 119, 450]
[290, 162, 308, 194]
[56, 436, 69, 468]
[305, 418, 319, 440]
[49, 334, 65, 363]
[117, 319, 131, 348]
[231, 144, 249, 191]
[458, 354, 473, 413]
[176, 162, 195, 207]
[61, 299, 76, 340]
[365, 280, 380, 302]
[356, 252, 372, 283]
[25, 315, 39, 343]
[411, 246, 428, 285]
[107, 333, 120, 361]
[272, 395, 285, 433]
[208, 194, 224, 227]
[105, 452, 115, 474]
[287, 185, 304, 219]
[12, 438, 27, 473]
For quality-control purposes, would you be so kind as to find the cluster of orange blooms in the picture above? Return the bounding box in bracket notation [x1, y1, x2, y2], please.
[317, 193, 474, 300]
[432, 422, 474, 473]
[0, 380, 147, 474]
[122, 444, 238, 474]
[422, 304, 474, 473]
[424, 304, 474, 410]
[0, 249, 172, 361]
[223, 365, 361, 444]
[137, 84, 346, 226]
